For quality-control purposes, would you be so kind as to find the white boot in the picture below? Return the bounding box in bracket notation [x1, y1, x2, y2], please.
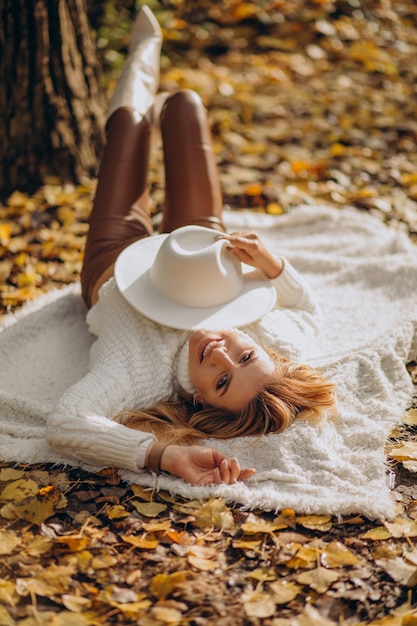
[106, 5, 162, 125]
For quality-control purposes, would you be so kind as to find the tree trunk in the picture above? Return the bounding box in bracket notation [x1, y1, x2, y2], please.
[0, 0, 107, 197]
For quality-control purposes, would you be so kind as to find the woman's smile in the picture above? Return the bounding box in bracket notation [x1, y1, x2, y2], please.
[199, 337, 224, 362]
[188, 329, 275, 411]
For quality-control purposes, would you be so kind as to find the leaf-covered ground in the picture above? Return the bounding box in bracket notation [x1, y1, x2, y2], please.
[1, 0, 417, 624]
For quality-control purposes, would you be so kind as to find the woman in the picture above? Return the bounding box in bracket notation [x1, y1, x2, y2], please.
[45, 6, 335, 486]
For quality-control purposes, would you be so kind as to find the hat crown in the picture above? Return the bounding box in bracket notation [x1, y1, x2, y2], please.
[149, 225, 243, 308]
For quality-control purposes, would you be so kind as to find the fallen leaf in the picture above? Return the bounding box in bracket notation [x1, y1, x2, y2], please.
[241, 512, 287, 534]
[320, 540, 360, 568]
[0, 530, 21, 555]
[296, 567, 340, 593]
[61, 594, 92, 612]
[242, 589, 276, 618]
[362, 526, 393, 540]
[376, 557, 417, 587]
[296, 515, 332, 532]
[402, 408, 417, 426]
[384, 518, 417, 538]
[192, 498, 234, 530]
[120, 533, 159, 550]
[1, 484, 63, 524]
[269, 579, 301, 604]
[248, 568, 277, 583]
[131, 501, 167, 517]
[149, 572, 188, 600]
[107, 504, 130, 519]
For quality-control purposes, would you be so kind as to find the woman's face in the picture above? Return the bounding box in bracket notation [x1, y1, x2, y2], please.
[188, 329, 275, 411]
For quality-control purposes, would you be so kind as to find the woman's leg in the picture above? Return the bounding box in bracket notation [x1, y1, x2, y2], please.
[159, 89, 225, 233]
[81, 112, 152, 308]
[81, 6, 162, 307]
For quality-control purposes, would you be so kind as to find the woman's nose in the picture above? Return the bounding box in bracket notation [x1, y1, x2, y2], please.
[209, 346, 232, 366]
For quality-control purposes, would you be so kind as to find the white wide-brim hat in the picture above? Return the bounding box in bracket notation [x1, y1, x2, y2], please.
[114, 225, 276, 330]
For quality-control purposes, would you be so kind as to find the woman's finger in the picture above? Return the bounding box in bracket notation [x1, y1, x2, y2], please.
[228, 457, 241, 483]
[218, 458, 232, 484]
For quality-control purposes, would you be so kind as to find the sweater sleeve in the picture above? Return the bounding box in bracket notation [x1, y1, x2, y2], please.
[46, 280, 176, 474]
[45, 359, 156, 473]
[271, 258, 320, 317]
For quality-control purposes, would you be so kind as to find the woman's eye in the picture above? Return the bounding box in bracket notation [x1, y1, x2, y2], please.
[241, 351, 254, 364]
[216, 375, 228, 390]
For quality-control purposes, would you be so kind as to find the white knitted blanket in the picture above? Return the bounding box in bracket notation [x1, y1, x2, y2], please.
[1, 206, 416, 520]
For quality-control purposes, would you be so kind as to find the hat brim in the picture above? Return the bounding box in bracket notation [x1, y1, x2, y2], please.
[114, 234, 276, 330]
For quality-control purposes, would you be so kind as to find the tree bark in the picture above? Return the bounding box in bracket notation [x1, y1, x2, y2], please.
[0, 0, 107, 197]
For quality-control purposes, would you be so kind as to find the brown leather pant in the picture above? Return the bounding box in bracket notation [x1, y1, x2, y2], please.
[81, 89, 225, 308]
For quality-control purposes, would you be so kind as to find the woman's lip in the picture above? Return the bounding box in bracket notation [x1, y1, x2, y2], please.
[198, 338, 222, 363]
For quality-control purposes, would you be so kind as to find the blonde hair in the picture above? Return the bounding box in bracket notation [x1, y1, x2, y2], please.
[116, 352, 336, 444]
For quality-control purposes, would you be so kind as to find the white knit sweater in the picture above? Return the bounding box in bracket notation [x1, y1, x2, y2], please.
[45, 259, 320, 474]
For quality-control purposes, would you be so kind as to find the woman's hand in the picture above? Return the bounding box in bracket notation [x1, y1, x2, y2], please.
[219, 231, 283, 279]
[160, 444, 256, 486]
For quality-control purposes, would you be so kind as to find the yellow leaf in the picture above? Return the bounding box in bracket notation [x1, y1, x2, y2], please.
[187, 554, 218, 571]
[248, 568, 277, 582]
[233, 3, 258, 21]
[25, 536, 53, 557]
[16, 564, 75, 597]
[0, 478, 39, 503]
[61, 594, 92, 612]
[291, 160, 310, 174]
[113, 600, 152, 619]
[149, 572, 188, 600]
[329, 143, 346, 157]
[0, 224, 11, 245]
[402, 173, 417, 186]
[232, 538, 263, 550]
[4, 485, 62, 525]
[0, 605, 14, 626]
[120, 533, 159, 550]
[388, 442, 417, 462]
[0, 468, 25, 481]
[269, 579, 301, 604]
[16, 269, 37, 288]
[320, 540, 360, 568]
[142, 519, 172, 533]
[192, 498, 234, 530]
[296, 514, 332, 531]
[7, 191, 35, 210]
[188, 544, 217, 559]
[91, 553, 118, 569]
[384, 518, 417, 539]
[244, 182, 263, 196]
[241, 512, 287, 534]
[132, 501, 167, 518]
[54, 535, 90, 553]
[57, 205, 75, 226]
[0, 530, 21, 555]
[0, 578, 19, 607]
[165, 529, 186, 544]
[107, 504, 130, 519]
[266, 203, 284, 215]
[242, 590, 276, 618]
[362, 526, 393, 540]
[296, 567, 340, 593]
[402, 408, 417, 426]
[286, 544, 318, 569]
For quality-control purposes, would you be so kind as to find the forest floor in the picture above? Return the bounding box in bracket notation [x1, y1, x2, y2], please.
[1, 0, 417, 624]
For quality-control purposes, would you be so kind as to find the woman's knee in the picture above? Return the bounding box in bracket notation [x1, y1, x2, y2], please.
[160, 89, 206, 128]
